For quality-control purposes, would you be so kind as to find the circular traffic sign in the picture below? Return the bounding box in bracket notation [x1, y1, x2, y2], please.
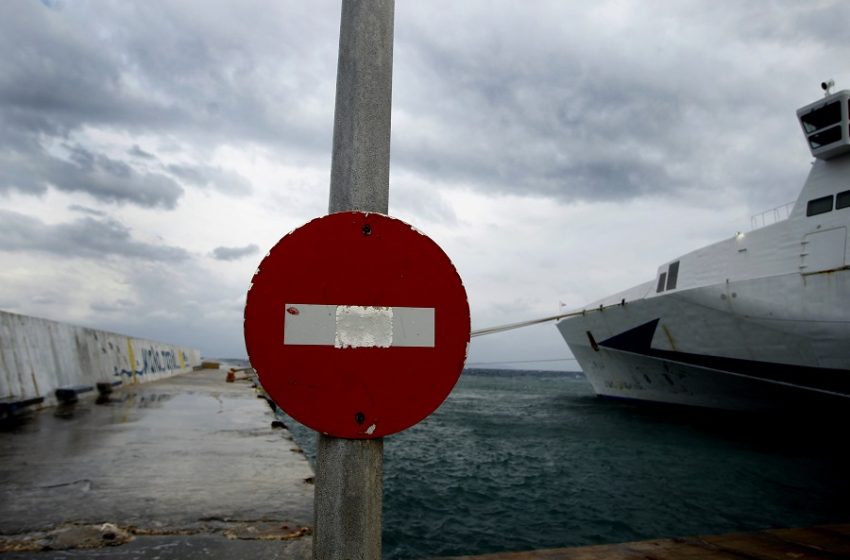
[244, 212, 470, 439]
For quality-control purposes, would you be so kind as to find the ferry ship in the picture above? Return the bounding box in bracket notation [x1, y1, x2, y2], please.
[556, 84, 850, 410]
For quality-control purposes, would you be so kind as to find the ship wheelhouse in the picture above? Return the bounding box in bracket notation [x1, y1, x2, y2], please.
[797, 89, 850, 160]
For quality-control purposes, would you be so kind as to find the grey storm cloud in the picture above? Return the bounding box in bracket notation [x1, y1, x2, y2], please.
[0, 210, 189, 262]
[0, 1, 340, 143]
[0, 1, 337, 208]
[2, 0, 850, 212]
[0, 135, 184, 208]
[389, 1, 850, 204]
[211, 244, 259, 261]
[89, 299, 136, 314]
[68, 204, 106, 217]
[128, 145, 156, 160]
[166, 164, 252, 196]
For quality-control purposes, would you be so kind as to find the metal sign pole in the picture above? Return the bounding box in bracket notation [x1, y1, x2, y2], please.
[314, 1, 394, 559]
[328, 0, 394, 216]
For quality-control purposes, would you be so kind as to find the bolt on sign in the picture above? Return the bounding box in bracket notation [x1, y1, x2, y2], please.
[244, 212, 471, 439]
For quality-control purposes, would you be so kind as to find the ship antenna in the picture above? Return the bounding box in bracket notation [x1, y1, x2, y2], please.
[821, 79, 835, 96]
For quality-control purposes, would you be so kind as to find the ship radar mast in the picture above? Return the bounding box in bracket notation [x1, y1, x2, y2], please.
[796, 82, 850, 160]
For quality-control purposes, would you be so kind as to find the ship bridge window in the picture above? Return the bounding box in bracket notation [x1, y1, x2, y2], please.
[665, 261, 680, 290]
[837, 190, 850, 210]
[656, 272, 667, 293]
[808, 126, 843, 149]
[806, 195, 834, 217]
[656, 261, 681, 293]
[800, 101, 842, 133]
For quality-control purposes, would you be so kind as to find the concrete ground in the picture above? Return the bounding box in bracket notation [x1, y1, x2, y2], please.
[0, 368, 315, 558]
[433, 524, 850, 560]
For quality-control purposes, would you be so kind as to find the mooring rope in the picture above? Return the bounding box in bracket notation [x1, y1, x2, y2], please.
[470, 299, 627, 338]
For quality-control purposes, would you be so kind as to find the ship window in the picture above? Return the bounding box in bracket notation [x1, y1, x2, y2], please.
[801, 101, 842, 133]
[656, 272, 667, 293]
[806, 195, 834, 216]
[666, 261, 680, 290]
[837, 190, 850, 210]
[808, 125, 843, 149]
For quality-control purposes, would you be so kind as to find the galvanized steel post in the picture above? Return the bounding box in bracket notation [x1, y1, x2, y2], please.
[327, 0, 394, 216]
[315, 1, 394, 559]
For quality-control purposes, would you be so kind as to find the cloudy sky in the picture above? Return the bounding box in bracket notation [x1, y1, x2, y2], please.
[2, 0, 849, 369]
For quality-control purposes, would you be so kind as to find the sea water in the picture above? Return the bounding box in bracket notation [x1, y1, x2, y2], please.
[280, 369, 850, 559]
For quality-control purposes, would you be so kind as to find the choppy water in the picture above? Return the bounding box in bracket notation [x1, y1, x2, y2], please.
[281, 369, 850, 559]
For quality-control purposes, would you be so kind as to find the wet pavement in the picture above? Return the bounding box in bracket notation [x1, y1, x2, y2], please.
[0, 368, 314, 558]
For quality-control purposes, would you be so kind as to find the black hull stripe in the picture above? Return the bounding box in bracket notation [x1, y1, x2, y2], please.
[598, 319, 850, 396]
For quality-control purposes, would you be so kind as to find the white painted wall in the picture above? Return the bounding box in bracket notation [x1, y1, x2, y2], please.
[0, 310, 201, 407]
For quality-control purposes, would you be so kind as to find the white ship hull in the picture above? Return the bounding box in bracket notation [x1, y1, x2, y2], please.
[556, 90, 850, 410]
[558, 272, 850, 409]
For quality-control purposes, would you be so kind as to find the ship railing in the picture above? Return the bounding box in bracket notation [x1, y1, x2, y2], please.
[750, 201, 795, 230]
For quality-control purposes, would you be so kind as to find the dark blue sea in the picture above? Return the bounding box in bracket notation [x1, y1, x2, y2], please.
[280, 369, 850, 559]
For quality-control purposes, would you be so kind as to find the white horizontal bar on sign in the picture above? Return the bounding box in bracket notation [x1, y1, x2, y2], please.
[283, 304, 435, 348]
[390, 306, 435, 348]
[336, 305, 393, 348]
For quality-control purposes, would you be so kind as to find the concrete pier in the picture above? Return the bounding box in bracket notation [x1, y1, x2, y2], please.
[433, 523, 850, 560]
[0, 367, 314, 558]
[0, 310, 202, 410]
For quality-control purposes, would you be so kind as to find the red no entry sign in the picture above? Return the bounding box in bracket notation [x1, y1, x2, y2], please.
[244, 212, 470, 439]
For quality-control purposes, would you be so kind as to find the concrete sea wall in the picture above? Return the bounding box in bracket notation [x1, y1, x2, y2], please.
[0, 310, 201, 407]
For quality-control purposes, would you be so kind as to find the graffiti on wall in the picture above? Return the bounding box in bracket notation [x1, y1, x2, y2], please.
[115, 341, 191, 379]
[0, 310, 201, 401]
[141, 348, 186, 374]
